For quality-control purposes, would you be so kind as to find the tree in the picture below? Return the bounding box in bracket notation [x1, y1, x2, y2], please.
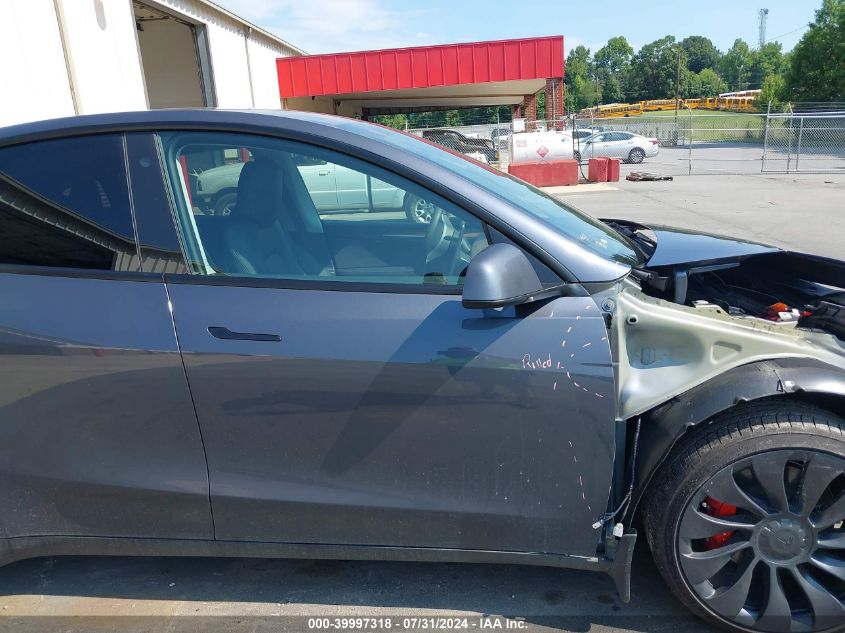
[759, 73, 787, 109]
[594, 36, 633, 75]
[564, 45, 599, 110]
[681, 36, 721, 73]
[681, 68, 727, 98]
[697, 68, 728, 97]
[627, 36, 686, 100]
[749, 42, 787, 90]
[594, 36, 633, 103]
[785, 0, 845, 101]
[719, 39, 753, 92]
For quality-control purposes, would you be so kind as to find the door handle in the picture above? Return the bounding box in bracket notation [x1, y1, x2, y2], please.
[208, 326, 282, 342]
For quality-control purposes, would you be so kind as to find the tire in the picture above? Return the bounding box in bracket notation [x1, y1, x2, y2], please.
[643, 400, 845, 633]
[573, 150, 582, 164]
[628, 147, 645, 164]
[213, 191, 237, 216]
[404, 193, 432, 224]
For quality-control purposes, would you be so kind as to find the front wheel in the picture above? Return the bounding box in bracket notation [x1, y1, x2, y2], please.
[213, 191, 237, 216]
[627, 147, 645, 164]
[644, 401, 845, 633]
[404, 193, 433, 224]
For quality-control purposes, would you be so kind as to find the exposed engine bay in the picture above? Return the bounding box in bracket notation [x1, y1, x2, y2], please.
[604, 219, 845, 342]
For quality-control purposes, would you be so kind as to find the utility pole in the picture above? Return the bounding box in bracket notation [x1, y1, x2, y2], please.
[675, 46, 681, 122]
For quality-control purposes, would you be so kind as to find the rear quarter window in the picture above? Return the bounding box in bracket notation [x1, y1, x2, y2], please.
[0, 134, 139, 271]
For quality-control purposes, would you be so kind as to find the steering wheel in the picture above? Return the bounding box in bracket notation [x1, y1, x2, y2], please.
[423, 205, 448, 262]
[445, 217, 469, 278]
[423, 206, 470, 279]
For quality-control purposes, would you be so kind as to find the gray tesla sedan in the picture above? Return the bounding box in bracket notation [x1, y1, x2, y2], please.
[0, 110, 843, 633]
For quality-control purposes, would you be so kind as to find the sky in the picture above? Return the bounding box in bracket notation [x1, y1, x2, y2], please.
[214, 0, 820, 56]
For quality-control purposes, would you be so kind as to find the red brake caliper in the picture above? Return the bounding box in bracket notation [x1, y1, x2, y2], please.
[703, 497, 737, 550]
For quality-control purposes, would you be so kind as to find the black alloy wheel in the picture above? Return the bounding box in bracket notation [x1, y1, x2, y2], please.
[679, 450, 845, 631]
[644, 401, 845, 633]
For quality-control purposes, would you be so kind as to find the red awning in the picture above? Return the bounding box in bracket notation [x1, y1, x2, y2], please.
[277, 36, 564, 99]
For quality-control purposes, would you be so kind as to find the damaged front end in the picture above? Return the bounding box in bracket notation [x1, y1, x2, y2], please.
[600, 220, 845, 418]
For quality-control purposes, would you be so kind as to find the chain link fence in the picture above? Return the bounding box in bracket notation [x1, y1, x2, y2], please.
[379, 107, 845, 176]
[762, 113, 845, 173]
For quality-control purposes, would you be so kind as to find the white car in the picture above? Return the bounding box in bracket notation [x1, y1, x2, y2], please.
[574, 131, 659, 164]
[195, 159, 407, 216]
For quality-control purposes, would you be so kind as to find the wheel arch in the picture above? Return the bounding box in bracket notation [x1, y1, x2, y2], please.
[210, 186, 237, 203]
[627, 357, 845, 522]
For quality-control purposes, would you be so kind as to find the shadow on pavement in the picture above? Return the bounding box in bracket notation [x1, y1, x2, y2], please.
[0, 547, 720, 632]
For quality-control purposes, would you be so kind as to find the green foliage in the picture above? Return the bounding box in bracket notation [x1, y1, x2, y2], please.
[759, 73, 787, 109]
[564, 45, 600, 109]
[594, 36, 633, 74]
[373, 106, 511, 130]
[785, 0, 845, 101]
[719, 39, 753, 91]
[594, 36, 633, 103]
[565, 45, 593, 80]
[373, 114, 407, 130]
[682, 68, 728, 98]
[749, 42, 787, 90]
[681, 36, 721, 73]
[626, 36, 685, 100]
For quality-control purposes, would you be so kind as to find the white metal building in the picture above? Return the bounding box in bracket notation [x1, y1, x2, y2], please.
[0, 0, 303, 128]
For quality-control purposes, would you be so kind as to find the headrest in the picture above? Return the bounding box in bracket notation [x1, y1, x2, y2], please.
[235, 160, 284, 227]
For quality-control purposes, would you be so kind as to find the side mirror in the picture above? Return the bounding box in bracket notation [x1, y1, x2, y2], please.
[462, 244, 545, 309]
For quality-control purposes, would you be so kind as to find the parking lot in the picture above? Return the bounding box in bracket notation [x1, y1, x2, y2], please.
[550, 170, 845, 260]
[1, 171, 842, 633]
[621, 144, 845, 176]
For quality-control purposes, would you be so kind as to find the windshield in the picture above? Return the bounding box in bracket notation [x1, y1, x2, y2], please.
[330, 118, 642, 266]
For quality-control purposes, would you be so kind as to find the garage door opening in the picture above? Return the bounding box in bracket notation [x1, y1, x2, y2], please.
[133, 1, 215, 108]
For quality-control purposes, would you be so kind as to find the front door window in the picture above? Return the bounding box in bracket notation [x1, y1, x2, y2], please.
[160, 132, 489, 287]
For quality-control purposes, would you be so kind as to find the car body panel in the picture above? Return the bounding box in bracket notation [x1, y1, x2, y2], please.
[0, 272, 212, 539]
[611, 287, 845, 419]
[165, 280, 616, 557]
[601, 219, 782, 267]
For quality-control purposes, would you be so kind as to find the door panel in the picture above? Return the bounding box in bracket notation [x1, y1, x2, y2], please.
[166, 283, 615, 556]
[335, 164, 369, 208]
[370, 176, 401, 209]
[0, 273, 212, 539]
[297, 163, 337, 210]
[321, 219, 426, 270]
[0, 132, 211, 541]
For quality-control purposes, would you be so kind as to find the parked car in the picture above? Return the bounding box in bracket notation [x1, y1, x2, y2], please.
[1, 110, 844, 633]
[194, 156, 413, 219]
[568, 128, 597, 141]
[422, 128, 498, 163]
[490, 126, 511, 149]
[574, 131, 659, 164]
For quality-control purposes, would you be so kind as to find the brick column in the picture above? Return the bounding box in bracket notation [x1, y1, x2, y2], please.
[545, 78, 564, 130]
[523, 93, 537, 131]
